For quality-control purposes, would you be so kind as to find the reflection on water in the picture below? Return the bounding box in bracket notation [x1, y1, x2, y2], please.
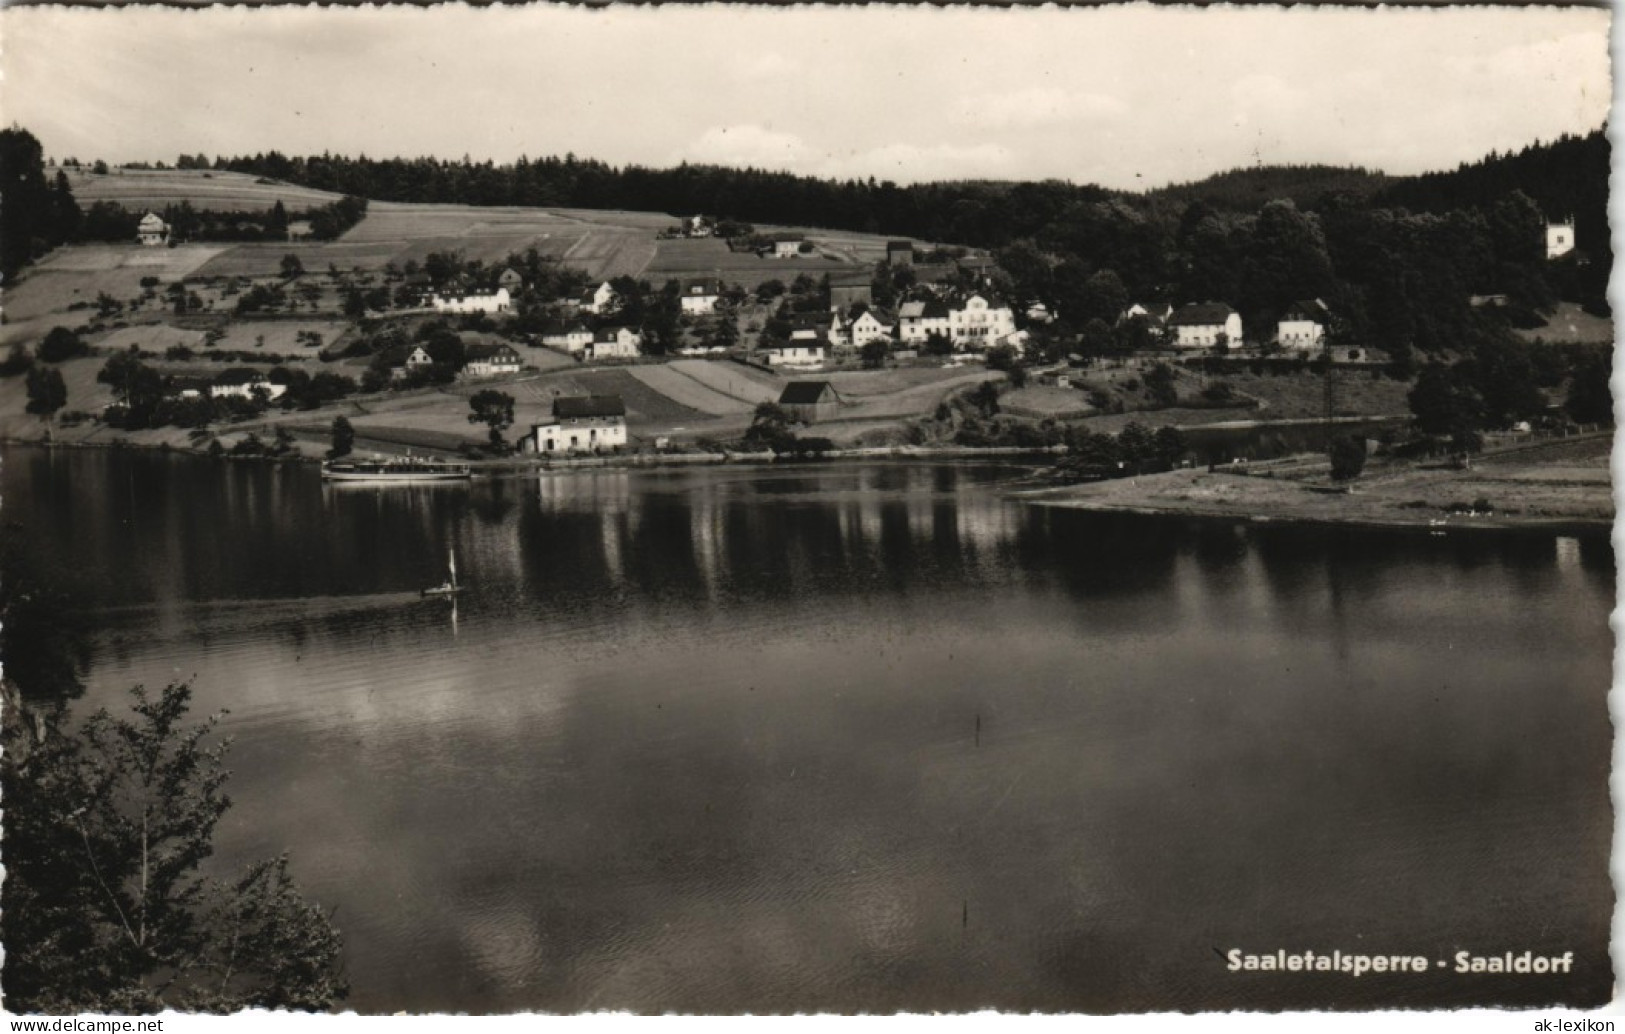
[3, 446, 1614, 1013]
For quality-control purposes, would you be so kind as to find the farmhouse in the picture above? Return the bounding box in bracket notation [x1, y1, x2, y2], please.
[787, 311, 836, 342]
[388, 345, 435, 380]
[1547, 220, 1576, 260]
[778, 380, 842, 423]
[948, 294, 1016, 350]
[679, 277, 722, 315]
[765, 342, 827, 368]
[137, 212, 169, 247]
[540, 320, 593, 354]
[463, 343, 522, 378]
[432, 288, 511, 315]
[828, 271, 873, 312]
[1169, 302, 1243, 350]
[885, 240, 915, 267]
[956, 254, 996, 281]
[498, 268, 525, 294]
[587, 326, 641, 361]
[766, 234, 806, 259]
[684, 215, 714, 238]
[1276, 299, 1329, 351]
[899, 299, 951, 345]
[531, 395, 627, 454]
[209, 369, 286, 401]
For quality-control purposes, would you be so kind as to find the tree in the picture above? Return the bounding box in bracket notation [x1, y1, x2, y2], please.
[1328, 435, 1367, 481]
[328, 415, 355, 458]
[860, 339, 889, 369]
[1408, 364, 1484, 448]
[0, 342, 35, 377]
[38, 326, 89, 363]
[467, 389, 515, 450]
[25, 366, 67, 419]
[744, 401, 795, 450]
[985, 343, 1020, 373]
[1152, 426, 1188, 469]
[280, 253, 305, 279]
[1564, 350, 1613, 425]
[969, 381, 1001, 418]
[713, 314, 740, 351]
[2, 682, 349, 1013]
[268, 201, 290, 240]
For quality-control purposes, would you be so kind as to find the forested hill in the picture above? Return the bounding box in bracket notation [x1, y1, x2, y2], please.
[1377, 130, 1610, 257]
[1148, 164, 1392, 212]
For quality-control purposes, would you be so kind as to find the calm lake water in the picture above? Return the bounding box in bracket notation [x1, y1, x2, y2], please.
[4, 445, 1614, 1013]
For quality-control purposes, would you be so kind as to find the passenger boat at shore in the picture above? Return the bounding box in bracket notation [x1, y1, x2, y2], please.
[321, 458, 472, 482]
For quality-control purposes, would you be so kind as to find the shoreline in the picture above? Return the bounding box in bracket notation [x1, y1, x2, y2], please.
[1016, 489, 1612, 538]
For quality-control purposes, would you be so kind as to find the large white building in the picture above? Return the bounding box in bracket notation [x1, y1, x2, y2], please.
[431, 288, 510, 315]
[898, 299, 951, 346]
[463, 343, 523, 378]
[531, 395, 627, 453]
[1168, 303, 1244, 350]
[765, 343, 827, 367]
[948, 294, 1016, 350]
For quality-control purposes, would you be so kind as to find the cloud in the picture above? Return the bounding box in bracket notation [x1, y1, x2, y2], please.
[674, 124, 811, 169]
[956, 88, 1128, 130]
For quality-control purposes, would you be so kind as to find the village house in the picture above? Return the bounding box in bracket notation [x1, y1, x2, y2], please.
[1276, 300, 1330, 351]
[684, 215, 714, 238]
[899, 299, 951, 346]
[1547, 220, 1576, 260]
[573, 282, 618, 315]
[956, 254, 996, 282]
[948, 294, 1016, 350]
[766, 234, 806, 259]
[765, 341, 827, 367]
[679, 277, 722, 315]
[1121, 302, 1174, 326]
[587, 326, 641, 361]
[463, 343, 523, 378]
[1169, 302, 1244, 349]
[828, 270, 874, 312]
[832, 306, 895, 353]
[885, 240, 914, 267]
[431, 288, 511, 315]
[209, 369, 286, 401]
[778, 380, 842, 423]
[787, 311, 836, 342]
[531, 395, 627, 453]
[497, 268, 525, 294]
[137, 212, 169, 247]
[390, 345, 435, 381]
[540, 320, 594, 355]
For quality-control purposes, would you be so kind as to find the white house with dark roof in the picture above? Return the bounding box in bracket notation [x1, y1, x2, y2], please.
[899, 299, 951, 345]
[137, 212, 169, 247]
[832, 306, 895, 353]
[1169, 303, 1243, 349]
[587, 326, 641, 361]
[463, 343, 523, 378]
[574, 282, 618, 315]
[531, 395, 627, 453]
[679, 277, 722, 315]
[540, 320, 593, 354]
[766, 234, 806, 258]
[1276, 299, 1329, 351]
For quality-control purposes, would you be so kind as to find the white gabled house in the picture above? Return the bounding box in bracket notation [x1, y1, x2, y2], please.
[765, 342, 827, 367]
[832, 306, 895, 353]
[137, 212, 169, 247]
[574, 282, 618, 315]
[1168, 303, 1243, 350]
[1546, 220, 1576, 260]
[1276, 300, 1329, 351]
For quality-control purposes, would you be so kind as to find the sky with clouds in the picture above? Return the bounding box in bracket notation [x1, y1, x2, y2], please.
[0, 4, 1611, 191]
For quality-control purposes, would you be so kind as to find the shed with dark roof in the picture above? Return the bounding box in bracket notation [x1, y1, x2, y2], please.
[777, 380, 842, 423]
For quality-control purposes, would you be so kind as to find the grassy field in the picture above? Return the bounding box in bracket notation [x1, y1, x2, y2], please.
[1518, 302, 1614, 345]
[59, 168, 347, 211]
[1002, 384, 1095, 418]
[623, 363, 766, 416]
[193, 241, 406, 277]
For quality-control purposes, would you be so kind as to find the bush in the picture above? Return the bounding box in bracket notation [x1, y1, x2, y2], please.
[0, 343, 34, 378]
[1328, 435, 1367, 481]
